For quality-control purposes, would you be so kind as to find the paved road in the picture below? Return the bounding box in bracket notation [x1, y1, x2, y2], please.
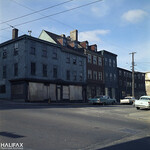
[0, 100, 150, 150]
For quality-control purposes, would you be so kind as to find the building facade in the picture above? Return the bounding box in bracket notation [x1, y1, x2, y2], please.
[145, 72, 150, 96]
[99, 50, 118, 99]
[79, 41, 104, 98]
[118, 67, 132, 99]
[0, 29, 86, 102]
[118, 67, 146, 100]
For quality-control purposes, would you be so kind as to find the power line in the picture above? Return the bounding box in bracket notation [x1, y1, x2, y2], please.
[0, 0, 74, 25]
[10, 0, 75, 29]
[1, 0, 103, 31]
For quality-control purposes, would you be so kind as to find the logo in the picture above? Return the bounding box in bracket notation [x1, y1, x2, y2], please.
[0, 143, 23, 150]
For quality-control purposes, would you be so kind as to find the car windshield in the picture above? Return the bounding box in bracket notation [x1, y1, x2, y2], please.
[140, 97, 150, 100]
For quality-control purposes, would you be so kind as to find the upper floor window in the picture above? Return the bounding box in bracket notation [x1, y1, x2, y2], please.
[98, 72, 102, 80]
[73, 71, 77, 81]
[98, 57, 102, 66]
[66, 55, 70, 63]
[109, 59, 112, 67]
[114, 73, 116, 81]
[14, 43, 18, 56]
[43, 64, 47, 77]
[42, 49, 47, 57]
[3, 66, 6, 79]
[88, 54, 92, 63]
[52, 49, 57, 59]
[3, 47, 7, 59]
[113, 60, 116, 67]
[66, 70, 70, 80]
[105, 58, 108, 66]
[93, 71, 97, 80]
[53, 66, 57, 78]
[31, 62, 36, 76]
[110, 73, 112, 81]
[79, 59, 83, 66]
[30, 47, 35, 55]
[79, 72, 83, 81]
[93, 55, 97, 65]
[73, 57, 77, 65]
[14, 63, 18, 76]
[88, 70, 92, 79]
[119, 70, 122, 76]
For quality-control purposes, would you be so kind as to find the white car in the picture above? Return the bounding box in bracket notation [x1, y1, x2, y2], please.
[120, 96, 135, 104]
[134, 96, 150, 110]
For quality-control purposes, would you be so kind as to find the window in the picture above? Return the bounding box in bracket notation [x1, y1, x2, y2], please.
[110, 73, 112, 81]
[93, 71, 97, 80]
[98, 57, 102, 66]
[30, 47, 35, 55]
[66, 70, 70, 80]
[31, 62, 36, 75]
[14, 43, 18, 55]
[3, 47, 7, 59]
[88, 70, 92, 79]
[73, 71, 77, 81]
[14, 63, 18, 76]
[88, 54, 92, 63]
[0, 85, 6, 93]
[3, 66, 6, 79]
[109, 59, 112, 67]
[105, 58, 108, 66]
[114, 74, 116, 81]
[113, 60, 116, 67]
[42, 49, 47, 57]
[43, 64, 47, 77]
[79, 59, 83, 66]
[98, 72, 102, 80]
[66, 55, 70, 63]
[79, 72, 83, 81]
[73, 57, 77, 65]
[53, 66, 57, 78]
[52, 49, 57, 59]
[93, 56, 97, 65]
[119, 70, 122, 76]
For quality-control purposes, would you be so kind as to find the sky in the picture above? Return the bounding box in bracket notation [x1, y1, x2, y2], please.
[0, 0, 150, 72]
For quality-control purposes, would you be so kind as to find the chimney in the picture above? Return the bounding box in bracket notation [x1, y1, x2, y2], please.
[70, 29, 78, 41]
[12, 28, 18, 39]
[80, 41, 88, 49]
[90, 44, 97, 52]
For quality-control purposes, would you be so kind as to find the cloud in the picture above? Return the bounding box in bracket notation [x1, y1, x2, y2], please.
[122, 9, 148, 24]
[91, 1, 109, 18]
[79, 29, 110, 44]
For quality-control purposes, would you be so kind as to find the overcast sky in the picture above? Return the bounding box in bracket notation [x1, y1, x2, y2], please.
[0, 0, 150, 72]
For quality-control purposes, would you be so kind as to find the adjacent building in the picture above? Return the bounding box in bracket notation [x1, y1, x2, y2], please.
[118, 67, 146, 100]
[79, 41, 104, 98]
[145, 72, 150, 96]
[99, 50, 118, 99]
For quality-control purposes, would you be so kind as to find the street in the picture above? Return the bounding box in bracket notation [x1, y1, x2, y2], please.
[0, 100, 150, 150]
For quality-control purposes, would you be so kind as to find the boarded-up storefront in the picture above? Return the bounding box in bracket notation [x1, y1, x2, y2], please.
[70, 85, 82, 100]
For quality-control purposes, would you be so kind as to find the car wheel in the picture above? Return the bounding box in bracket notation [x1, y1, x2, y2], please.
[136, 107, 140, 110]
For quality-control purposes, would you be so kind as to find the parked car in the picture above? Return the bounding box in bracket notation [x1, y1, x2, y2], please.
[134, 96, 150, 110]
[88, 95, 117, 105]
[120, 96, 136, 104]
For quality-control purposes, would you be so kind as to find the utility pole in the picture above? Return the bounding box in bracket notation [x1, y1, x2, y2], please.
[129, 52, 136, 97]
